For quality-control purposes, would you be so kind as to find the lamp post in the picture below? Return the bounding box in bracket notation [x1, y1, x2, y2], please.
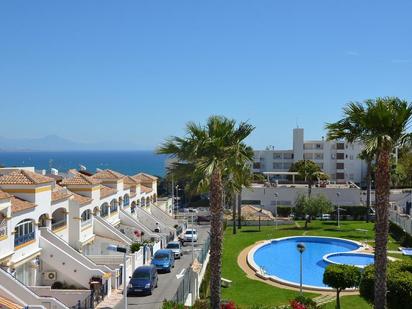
[296, 243, 305, 296]
[107, 245, 127, 309]
[274, 192, 279, 230]
[175, 185, 179, 211]
[336, 192, 341, 228]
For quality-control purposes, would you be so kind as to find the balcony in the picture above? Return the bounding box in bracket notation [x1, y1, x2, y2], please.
[52, 219, 67, 232]
[81, 218, 92, 228]
[14, 231, 35, 248]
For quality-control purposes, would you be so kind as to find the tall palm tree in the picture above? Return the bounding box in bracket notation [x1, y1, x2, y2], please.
[359, 149, 375, 222]
[158, 116, 254, 308]
[326, 97, 412, 309]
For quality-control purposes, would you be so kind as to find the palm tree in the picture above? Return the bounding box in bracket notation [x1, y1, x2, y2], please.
[158, 116, 254, 308]
[326, 97, 412, 309]
[359, 149, 375, 223]
[290, 160, 327, 197]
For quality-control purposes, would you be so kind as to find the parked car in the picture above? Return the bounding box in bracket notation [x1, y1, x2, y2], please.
[127, 265, 158, 296]
[316, 214, 331, 220]
[151, 249, 175, 272]
[166, 241, 183, 259]
[183, 228, 198, 242]
[197, 215, 211, 224]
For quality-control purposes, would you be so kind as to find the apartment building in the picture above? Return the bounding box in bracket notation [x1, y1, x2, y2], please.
[0, 167, 178, 309]
[252, 128, 367, 184]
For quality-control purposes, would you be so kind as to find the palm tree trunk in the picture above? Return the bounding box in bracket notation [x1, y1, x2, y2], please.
[308, 181, 312, 198]
[374, 148, 390, 309]
[237, 193, 242, 229]
[366, 160, 372, 223]
[232, 192, 237, 234]
[209, 169, 223, 309]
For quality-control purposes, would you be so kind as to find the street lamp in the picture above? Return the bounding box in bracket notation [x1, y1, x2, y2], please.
[274, 192, 279, 230]
[107, 245, 127, 309]
[296, 243, 306, 295]
[336, 192, 341, 228]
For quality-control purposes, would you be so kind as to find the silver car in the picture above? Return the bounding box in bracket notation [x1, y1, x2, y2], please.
[166, 241, 183, 259]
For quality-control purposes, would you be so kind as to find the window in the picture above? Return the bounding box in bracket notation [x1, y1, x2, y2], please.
[123, 195, 130, 207]
[314, 153, 323, 160]
[336, 163, 344, 169]
[100, 204, 109, 217]
[337, 143, 345, 150]
[273, 153, 282, 159]
[304, 153, 313, 160]
[14, 219, 35, 247]
[336, 173, 345, 179]
[273, 162, 282, 169]
[110, 200, 118, 213]
[336, 153, 344, 160]
[283, 153, 293, 160]
[283, 162, 292, 169]
[81, 209, 92, 221]
[316, 144, 322, 149]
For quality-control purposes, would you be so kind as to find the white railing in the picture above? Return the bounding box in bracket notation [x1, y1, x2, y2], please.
[81, 218, 92, 227]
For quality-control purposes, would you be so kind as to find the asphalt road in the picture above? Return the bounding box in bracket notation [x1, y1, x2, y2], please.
[120, 223, 210, 309]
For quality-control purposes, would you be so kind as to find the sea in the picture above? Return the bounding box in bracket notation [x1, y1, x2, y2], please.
[0, 151, 167, 177]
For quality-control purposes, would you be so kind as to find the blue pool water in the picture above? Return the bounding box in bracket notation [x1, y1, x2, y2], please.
[326, 252, 374, 267]
[253, 236, 367, 288]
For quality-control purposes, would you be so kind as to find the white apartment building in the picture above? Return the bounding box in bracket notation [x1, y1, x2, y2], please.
[252, 128, 368, 185]
[0, 167, 179, 309]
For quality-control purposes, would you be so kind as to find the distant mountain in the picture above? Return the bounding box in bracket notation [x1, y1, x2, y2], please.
[0, 135, 140, 151]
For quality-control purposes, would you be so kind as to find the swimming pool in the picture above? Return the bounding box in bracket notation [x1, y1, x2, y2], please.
[248, 236, 373, 290]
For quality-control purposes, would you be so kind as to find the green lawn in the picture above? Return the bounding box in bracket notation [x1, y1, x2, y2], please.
[322, 295, 371, 309]
[221, 220, 386, 308]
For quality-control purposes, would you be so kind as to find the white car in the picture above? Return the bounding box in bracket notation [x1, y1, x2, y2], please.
[183, 229, 198, 242]
[166, 241, 183, 259]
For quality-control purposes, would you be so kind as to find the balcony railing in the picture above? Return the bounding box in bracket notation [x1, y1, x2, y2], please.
[0, 225, 7, 239]
[52, 219, 67, 231]
[81, 218, 92, 227]
[14, 231, 35, 247]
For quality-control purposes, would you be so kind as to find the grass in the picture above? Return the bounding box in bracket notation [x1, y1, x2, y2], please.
[322, 295, 371, 309]
[221, 220, 387, 308]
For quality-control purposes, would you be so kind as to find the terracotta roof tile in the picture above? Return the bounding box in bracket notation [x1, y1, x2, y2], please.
[92, 169, 125, 180]
[61, 173, 100, 186]
[71, 192, 93, 205]
[100, 185, 117, 198]
[11, 196, 36, 213]
[141, 185, 153, 194]
[51, 185, 72, 203]
[123, 184, 131, 190]
[130, 192, 137, 198]
[0, 170, 54, 185]
[0, 189, 10, 200]
[133, 173, 158, 182]
[123, 176, 139, 185]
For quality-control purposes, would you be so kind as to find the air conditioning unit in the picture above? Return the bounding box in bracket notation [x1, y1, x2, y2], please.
[44, 271, 57, 281]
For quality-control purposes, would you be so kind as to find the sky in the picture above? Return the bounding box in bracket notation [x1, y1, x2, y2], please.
[0, 0, 411, 150]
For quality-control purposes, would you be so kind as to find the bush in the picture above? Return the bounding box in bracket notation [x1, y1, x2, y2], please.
[389, 221, 412, 247]
[277, 206, 293, 217]
[323, 264, 361, 309]
[161, 300, 185, 309]
[130, 242, 141, 253]
[359, 260, 412, 309]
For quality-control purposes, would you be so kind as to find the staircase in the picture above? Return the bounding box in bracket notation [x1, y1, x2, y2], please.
[149, 203, 179, 228]
[135, 205, 174, 234]
[119, 209, 159, 241]
[94, 216, 132, 246]
[0, 268, 68, 309]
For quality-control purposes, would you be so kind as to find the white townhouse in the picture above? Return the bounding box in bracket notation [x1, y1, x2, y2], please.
[0, 167, 177, 309]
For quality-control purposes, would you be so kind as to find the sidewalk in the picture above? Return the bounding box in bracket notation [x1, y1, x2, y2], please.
[96, 288, 123, 309]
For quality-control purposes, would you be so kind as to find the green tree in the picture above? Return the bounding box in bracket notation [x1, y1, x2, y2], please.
[158, 116, 254, 309]
[289, 160, 328, 197]
[326, 97, 412, 309]
[304, 195, 333, 218]
[323, 264, 361, 309]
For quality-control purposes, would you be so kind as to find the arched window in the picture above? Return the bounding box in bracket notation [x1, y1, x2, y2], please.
[141, 197, 145, 207]
[81, 209, 92, 226]
[131, 201, 136, 214]
[51, 208, 67, 231]
[123, 194, 130, 207]
[110, 200, 118, 213]
[14, 219, 35, 247]
[100, 203, 109, 217]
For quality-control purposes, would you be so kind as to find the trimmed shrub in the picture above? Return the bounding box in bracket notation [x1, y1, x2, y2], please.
[389, 221, 412, 247]
[277, 206, 293, 217]
[130, 242, 141, 253]
[359, 260, 412, 309]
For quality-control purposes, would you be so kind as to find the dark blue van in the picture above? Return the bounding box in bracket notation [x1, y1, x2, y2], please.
[127, 265, 158, 295]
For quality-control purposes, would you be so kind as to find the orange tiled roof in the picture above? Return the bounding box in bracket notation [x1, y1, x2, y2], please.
[123, 184, 131, 190]
[61, 173, 100, 186]
[133, 173, 158, 182]
[123, 175, 139, 185]
[0, 170, 54, 185]
[51, 185, 72, 203]
[71, 192, 93, 205]
[141, 185, 153, 194]
[11, 196, 36, 213]
[92, 169, 125, 180]
[100, 185, 117, 198]
[130, 191, 137, 197]
[0, 189, 10, 200]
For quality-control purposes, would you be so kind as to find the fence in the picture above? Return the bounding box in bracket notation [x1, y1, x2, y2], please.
[389, 210, 412, 235]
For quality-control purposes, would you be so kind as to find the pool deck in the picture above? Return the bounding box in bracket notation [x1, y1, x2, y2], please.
[237, 241, 360, 296]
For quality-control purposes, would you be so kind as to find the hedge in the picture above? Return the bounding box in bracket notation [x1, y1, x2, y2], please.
[389, 221, 412, 247]
[359, 260, 412, 309]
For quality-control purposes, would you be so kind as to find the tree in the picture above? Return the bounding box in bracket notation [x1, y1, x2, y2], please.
[158, 116, 254, 309]
[323, 264, 361, 309]
[326, 97, 412, 309]
[358, 149, 375, 222]
[289, 160, 328, 197]
[304, 195, 333, 218]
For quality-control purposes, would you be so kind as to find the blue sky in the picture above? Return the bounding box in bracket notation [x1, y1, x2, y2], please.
[1, 1, 411, 150]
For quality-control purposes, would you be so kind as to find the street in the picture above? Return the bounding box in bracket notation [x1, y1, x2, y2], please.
[117, 223, 210, 309]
